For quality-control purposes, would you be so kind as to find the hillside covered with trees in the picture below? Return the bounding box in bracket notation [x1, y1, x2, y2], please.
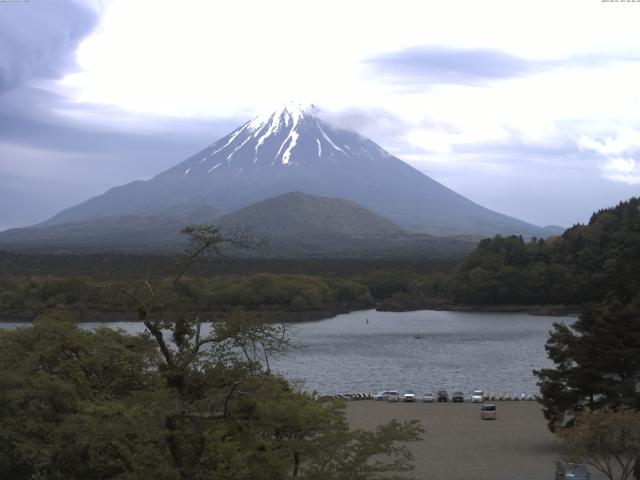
[1, 198, 638, 321]
[381, 197, 640, 310]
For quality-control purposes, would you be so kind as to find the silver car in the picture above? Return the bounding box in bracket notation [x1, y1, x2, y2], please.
[555, 461, 589, 479]
[403, 390, 416, 402]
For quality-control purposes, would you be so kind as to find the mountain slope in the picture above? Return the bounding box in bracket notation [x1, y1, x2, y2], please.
[213, 192, 475, 257]
[217, 192, 403, 239]
[43, 103, 554, 237]
[0, 192, 478, 257]
[0, 206, 222, 253]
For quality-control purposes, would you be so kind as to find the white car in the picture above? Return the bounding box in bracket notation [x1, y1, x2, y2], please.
[423, 392, 435, 402]
[471, 390, 484, 403]
[403, 390, 416, 402]
[373, 390, 399, 401]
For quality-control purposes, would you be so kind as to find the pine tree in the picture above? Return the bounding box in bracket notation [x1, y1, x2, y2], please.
[535, 294, 640, 431]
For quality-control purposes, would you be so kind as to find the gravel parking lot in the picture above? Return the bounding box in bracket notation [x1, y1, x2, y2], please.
[346, 400, 607, 480]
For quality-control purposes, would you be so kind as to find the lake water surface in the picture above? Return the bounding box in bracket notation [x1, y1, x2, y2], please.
[1, 309, 568, 396]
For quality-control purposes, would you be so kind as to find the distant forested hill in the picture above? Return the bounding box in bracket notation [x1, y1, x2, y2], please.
[447, 197, 640, 305]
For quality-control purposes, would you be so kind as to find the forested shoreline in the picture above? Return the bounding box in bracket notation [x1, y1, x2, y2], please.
[2, 198, 638, 322]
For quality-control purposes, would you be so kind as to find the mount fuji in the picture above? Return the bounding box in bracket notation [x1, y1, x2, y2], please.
[2, 103, 558, 252]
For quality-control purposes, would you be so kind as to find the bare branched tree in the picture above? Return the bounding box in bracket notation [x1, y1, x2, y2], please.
[117, 225, 281, 388]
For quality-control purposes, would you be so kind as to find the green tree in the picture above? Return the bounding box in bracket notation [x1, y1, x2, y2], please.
[560, 407, 640, 480]
[535, 295, 640, 431]
[0, 311, 177, 480]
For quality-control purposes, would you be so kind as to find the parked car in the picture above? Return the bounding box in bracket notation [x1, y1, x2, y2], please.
[471, 390, 484, 403]
[555, 461, 590, 479]
[403, 390, 416, 402]
[388, 390, 400, 402]
[373, 390, 394, 401]
[452, 391, 465, 402]
[423, 392, 435, 402]
[480, 404, 496, 420]
[437, 390, 449, 402]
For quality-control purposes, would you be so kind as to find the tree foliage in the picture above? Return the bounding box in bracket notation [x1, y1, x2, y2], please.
[535, 294, 640, 431]
[560, 407, 640, 480]
[449, 198, 640, 306]
[0, 311, 176, 480]
[0, 226, 423, 479]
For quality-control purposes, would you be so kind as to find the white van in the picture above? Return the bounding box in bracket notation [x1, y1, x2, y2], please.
[471, 390, 484, 403]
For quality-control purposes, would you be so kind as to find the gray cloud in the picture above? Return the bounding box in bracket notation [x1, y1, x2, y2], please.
[366, 46, 536, 85]
[366, 46, 640, 87]
[0, 85, 244, 228]
[0, 0, 99, 92]
[319, 106, 411, 135]
[0, 0, 243, 230]
[0, 86, 243, 158]
[319, 105, 461, 156]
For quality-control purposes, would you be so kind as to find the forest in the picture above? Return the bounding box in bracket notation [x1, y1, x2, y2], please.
[2, 198, 639, 321]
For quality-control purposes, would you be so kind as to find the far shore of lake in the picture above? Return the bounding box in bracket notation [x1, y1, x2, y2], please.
[379, 302, 581, 316]
[0, 303, 581, 323]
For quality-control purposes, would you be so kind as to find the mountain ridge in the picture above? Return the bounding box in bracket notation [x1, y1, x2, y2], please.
[0, 192, 477, 257]
[40, 103, 557, 237]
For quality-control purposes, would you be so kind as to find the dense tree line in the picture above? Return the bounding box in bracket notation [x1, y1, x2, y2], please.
[450, 198, 640, 305]
[0, 252, 458, 280]
[0, 273, 374, 321]
[374, 197, 640, 310]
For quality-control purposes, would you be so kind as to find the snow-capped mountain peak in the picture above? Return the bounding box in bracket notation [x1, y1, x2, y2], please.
[245, 102, 316, 133]
[177, 102, 376, 175]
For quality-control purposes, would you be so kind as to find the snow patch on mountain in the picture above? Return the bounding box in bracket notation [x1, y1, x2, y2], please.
[318, 123, 345, 154]
[179, 102, 388, 176]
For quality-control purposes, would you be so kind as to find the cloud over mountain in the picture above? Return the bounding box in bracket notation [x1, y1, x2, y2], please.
[0, 0, 99, 92]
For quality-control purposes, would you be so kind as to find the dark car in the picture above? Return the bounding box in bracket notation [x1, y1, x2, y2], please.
[437, 390, 448, 402]
[451, 391, 464, 402]
[555, 461, 589, 479]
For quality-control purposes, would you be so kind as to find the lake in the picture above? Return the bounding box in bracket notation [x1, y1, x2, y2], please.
[1, 309, 568, 396]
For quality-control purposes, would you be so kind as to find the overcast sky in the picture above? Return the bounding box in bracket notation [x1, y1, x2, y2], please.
[1, 0, 639, 230]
